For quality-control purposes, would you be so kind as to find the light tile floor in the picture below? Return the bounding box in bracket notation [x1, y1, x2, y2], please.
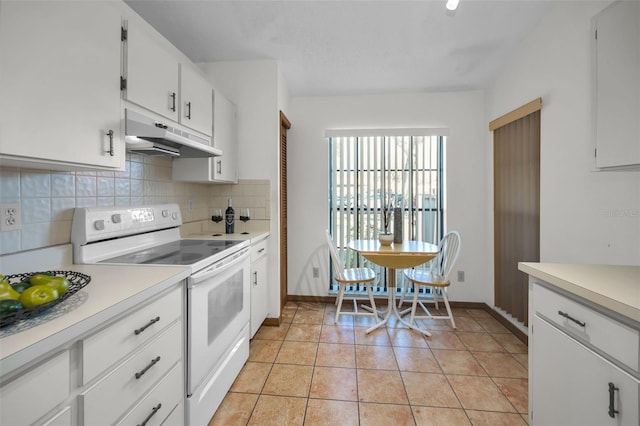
[210, 301, 529, 426]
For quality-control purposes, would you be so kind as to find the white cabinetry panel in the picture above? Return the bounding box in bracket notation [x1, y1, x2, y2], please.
[0, 1, 123, 170]
[0, 351, 70, 426]
[181, 65, 213, 137]
[172, 89, 237, 182]
[250, 238, 269, 337]
[593, 0, 640, 169]
[532, 316, 639, 425]
[125, 19, 180, 122]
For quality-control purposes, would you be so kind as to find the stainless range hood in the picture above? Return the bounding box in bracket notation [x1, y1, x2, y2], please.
[124, 109, 222, 158]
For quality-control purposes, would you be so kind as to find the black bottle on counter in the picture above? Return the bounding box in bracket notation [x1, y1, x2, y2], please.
[225, 198, 235, 234]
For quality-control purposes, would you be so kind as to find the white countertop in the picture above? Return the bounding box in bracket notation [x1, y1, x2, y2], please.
[0, 263, 190, 376]
[518, 263, 640, 324]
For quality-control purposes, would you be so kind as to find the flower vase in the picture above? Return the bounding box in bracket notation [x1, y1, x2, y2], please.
[378, 232, 394, 246]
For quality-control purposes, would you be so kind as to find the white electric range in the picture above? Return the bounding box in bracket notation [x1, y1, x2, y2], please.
[71, 204, 250, 426]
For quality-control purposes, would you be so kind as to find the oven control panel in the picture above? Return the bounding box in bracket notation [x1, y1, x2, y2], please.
[71, 204, 182, 245]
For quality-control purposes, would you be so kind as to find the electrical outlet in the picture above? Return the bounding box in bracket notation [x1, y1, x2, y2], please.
[312, 267, 320, 278]
[457, 270, 465, 282]
[0, 203, 22, 231]
[187, 199, 193, 212]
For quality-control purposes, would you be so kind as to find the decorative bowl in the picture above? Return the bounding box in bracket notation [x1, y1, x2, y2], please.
[0, 270, 91, 328]
[378, 232, 394, 246]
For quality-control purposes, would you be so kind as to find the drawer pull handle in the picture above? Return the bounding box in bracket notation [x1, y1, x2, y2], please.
[134, 316, 160, 335]
[608, 382, 619, 418]
[557, 310, 585, 327]
[258, 248, 265, 253]
[253, 270, 258, 286]
[138, 403, 162, 426]
[170, 91, 176, 112]
[135, 356, 161, 379]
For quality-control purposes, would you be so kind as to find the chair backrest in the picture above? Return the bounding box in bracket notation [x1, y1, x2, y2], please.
[326, 230, 347, 281]
[430, 230, 461, 279]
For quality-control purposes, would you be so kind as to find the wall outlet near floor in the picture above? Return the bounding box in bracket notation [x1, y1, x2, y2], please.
[312, 267, 320, 278]
[457, 270, 465, 282]
[0, 203, 22, 231]
[187, 199, 193, 212]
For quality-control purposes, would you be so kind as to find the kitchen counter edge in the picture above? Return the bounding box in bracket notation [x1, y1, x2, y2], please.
[518, 262, 640, 324]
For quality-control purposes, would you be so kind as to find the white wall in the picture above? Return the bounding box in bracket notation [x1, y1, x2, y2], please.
[199, 60, 287, 318]
[287, 91, 492, 303]
[487, 1, 640, 266]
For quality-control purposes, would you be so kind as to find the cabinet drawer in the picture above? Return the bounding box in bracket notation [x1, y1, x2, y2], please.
[117, 362, 182, 426]
[1, 351, 69, 426]
[82, 286, 182, 384]
[533, 282, 639, 373]
[81, 321, 182, 426]
[41, 406, 72, 426]
[251, 238, 268, 263]
[162, 401, 184, 426]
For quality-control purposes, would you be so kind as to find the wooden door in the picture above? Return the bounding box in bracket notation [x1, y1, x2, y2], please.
[279, 112, 291, 315]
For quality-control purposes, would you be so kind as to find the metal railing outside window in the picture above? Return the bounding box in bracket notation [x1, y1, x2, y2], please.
[328, 132, 446, 295]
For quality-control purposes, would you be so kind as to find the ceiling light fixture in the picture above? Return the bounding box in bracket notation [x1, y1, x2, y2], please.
[446, 0, 460, 11]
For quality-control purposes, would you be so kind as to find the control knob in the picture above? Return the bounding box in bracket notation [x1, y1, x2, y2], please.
[94, 220, 105, 231]
[162, 210, 169, 218]
[111, 213, 122, 223]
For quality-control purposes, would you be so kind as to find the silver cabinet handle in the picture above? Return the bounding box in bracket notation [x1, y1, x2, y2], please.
[253, 270, 258, 286]
[170, 91, 176, 112]
[558, 310, 586, 327]
[186, 101, 192, 119]
[217, 159, 222, 175]
[105, 130, 114, 156]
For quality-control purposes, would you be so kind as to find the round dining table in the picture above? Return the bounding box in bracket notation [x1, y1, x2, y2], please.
[347, 239, 438, 335]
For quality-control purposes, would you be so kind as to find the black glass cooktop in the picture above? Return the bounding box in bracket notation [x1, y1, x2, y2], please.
[100, 239, 242, 265]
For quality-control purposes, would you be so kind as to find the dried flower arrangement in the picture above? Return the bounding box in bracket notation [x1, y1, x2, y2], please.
[381, 196, 395, 234]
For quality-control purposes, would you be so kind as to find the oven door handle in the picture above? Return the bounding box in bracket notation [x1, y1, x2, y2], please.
[189, 248, 249, 286]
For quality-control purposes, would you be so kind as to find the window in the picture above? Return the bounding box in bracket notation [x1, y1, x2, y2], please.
[327, 129, 447, 294]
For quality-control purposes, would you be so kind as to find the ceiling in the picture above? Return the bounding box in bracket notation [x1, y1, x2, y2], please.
[125, 0, 552, 97]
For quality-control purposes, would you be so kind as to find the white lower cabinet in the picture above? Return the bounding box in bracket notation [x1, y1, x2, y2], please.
[81, 322, 182, 425]
[0, 284, 185, 426]
[532, 316, 639, 425]
[117, 361, 183, 426]
[530, 282, 640, 425]
[42, 406, 72, 426]
[250, 238, 269, 337]
[0, 350, 70, 426]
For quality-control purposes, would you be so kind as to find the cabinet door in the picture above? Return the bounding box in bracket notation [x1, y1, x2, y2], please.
[531, 316, 639, 425]
[0, 1, 123, 170]
[125, 19, 179, 122]
[250, 255, 268, 337]
[593, 0, 640, 168]
[212, 90, 238, 182]
[181, 65, 213, 137]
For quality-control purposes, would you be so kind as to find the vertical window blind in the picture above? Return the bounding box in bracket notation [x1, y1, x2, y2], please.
[327, 129, 447, 295]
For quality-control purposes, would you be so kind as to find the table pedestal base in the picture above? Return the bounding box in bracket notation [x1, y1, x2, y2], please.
[363, 268, 432, 336]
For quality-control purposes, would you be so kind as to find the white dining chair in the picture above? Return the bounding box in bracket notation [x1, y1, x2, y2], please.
[326, 230, 380, 324]
[401, 231, 461, 328]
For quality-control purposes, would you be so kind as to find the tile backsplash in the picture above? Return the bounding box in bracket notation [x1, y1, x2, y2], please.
[0, 154, 270, 255]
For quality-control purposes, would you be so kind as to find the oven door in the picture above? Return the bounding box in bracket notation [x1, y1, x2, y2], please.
[186, 247, 250, 395]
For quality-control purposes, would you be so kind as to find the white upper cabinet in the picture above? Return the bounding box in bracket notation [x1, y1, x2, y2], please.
[212, 89, 238, 182]
[592, 0, 640, 169]
[172, 88, 237, 182]
[181, 65, 213, 137]
[123, 19, 213, 138]
[0, 1, 124, 170]
[124, 19, 180, 123]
